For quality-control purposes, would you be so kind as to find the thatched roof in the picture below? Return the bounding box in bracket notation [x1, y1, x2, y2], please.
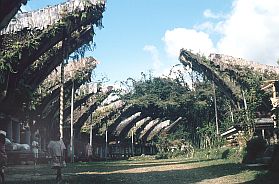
[34, 57, 98, 124]
[127, 117, 152, 138]
[114, 112, 142, 137]
[0, 0, 105, 117]
[163, 117, 182, 133]
[139, 118, 160, 141]
[1, 0, 105, 34]
[179, 49, 279, 108]
[146, 120, 170, 142]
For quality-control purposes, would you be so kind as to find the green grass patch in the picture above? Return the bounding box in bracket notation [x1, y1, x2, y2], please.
[5, 157, 278, 184]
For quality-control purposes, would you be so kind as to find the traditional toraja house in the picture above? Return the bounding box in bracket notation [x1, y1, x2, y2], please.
[0, 0, 106, 163]
[179, 49, 279, 144]
[261, 80, 279, 116]
[0, 0, 182, 161]
[73, 94, 184, 159]
[90, 105, 146, 158]
[0, 0, 105, 116]
[32, 57, 98, 143]
[47, 88, 184, 160]
[0, 0, 187, 163]
[261, 80, 279, 141]
[6, 57, 100, 164]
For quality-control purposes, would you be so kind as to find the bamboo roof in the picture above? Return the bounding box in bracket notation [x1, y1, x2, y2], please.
[163, 117, 182, 133]
[179, 49, 279, 108]
[71, 92, 109, 131]
[146, 120, 170, 142]
[0, 0, 105, 118]
[139, 118, 160, 141]
[114, 112, 142, 136]
[34, 57, 98, 123]
[127, 117, 152, 138]
[0, 0, 105, 34]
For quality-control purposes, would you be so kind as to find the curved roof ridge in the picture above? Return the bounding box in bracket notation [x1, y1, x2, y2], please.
[0, 0, 105, 34]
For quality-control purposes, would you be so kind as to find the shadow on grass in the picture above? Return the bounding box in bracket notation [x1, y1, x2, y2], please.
[242, 169, 279, 184]
[71, 158, 217, 173]
[6, 159, 270, 184]
[88, 163, 247, 184]
[5, 177, 93, 184]
[72, 162, 249, 184]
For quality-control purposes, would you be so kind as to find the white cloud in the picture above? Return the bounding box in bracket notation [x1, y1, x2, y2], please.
[194, 21, 225, 34]
[143, 0, 279, 84]
[143, 45, 192, 84]
[194, 21, 215, 33]
[217, 0, 279, 65]
[143, 45, 163, 75]
[162, 1, 279, 66]
[203, 9, 223, 19]
[162, 28, 215, 58]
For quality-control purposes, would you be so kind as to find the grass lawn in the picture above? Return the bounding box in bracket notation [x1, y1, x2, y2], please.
[4, 157, 279, 184]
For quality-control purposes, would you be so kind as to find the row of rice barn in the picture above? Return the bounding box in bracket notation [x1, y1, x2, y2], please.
[0, 0, 182, 163]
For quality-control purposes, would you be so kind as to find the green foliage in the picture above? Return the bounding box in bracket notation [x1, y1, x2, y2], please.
[155, 132, 195, 159]
[185, 147, 242, 163]
[120, 52, 275, 151]
[120, 72, 231, 148]
[155, 152, 169, 159]
[154, 139, 244, 161]
[122, 73, 192, 120]
[0, 0, 104, 93]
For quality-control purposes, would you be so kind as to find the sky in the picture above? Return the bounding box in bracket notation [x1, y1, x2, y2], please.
[22, 0, 279, 85]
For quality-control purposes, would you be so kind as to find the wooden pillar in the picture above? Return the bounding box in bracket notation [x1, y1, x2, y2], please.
[59, 61, 65, 139]
[213, 83, 219, 135]
[272, 84, 276, 98]
[142, 145, 145, 155]
[105, 130, 108, 159]
[131, 130, 134, 156]
[25, 128, 31, 145]
[100, 147, 103, 158]
[70, 81, 74, 163]
[14, 122, 20, 143]
[262, 129, 265, 139]
[90, 124, 93, 146]
[7, 120, 12, 141]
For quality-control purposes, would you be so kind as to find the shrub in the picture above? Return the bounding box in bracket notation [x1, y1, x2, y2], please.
[242, 136, 267, 164]
[155, 152, 169, 159]
[193, 147, 242, 161]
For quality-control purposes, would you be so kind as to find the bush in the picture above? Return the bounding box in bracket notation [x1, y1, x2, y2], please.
[194, 148, 221, 160]
[155, 152, 169, 159]
[221, 147, 243, 161]
[128, 155, 156, 161]
[155, 149, 188, 159]
[193, 147, 242, 161]
[242, 136, 267, 164]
